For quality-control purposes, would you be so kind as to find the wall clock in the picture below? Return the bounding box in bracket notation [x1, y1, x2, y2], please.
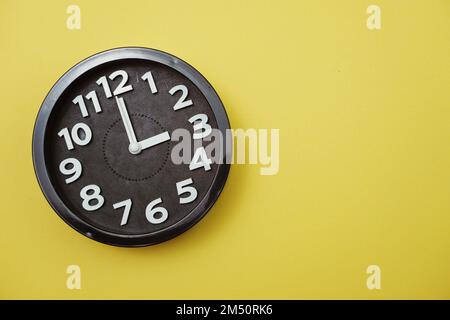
[32, 47, 231, 247]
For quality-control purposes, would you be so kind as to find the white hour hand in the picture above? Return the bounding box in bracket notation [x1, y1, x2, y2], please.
[139, 132, 170, 150]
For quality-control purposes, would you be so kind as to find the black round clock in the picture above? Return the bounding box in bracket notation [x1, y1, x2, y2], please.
[33, 47, 231, 247]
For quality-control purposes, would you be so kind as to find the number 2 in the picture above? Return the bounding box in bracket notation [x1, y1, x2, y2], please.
[169, 85, 193, 110]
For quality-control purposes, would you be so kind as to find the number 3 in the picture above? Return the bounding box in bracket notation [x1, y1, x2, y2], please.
[189, 113, 212, 139]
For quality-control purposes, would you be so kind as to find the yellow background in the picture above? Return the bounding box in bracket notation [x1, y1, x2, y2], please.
[0, 0, 449, 299]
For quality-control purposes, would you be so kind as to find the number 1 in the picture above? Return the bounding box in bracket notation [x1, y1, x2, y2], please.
[141, 71, 158, 94]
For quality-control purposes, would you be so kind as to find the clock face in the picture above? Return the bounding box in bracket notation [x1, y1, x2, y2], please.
[33, 48, 231, 247]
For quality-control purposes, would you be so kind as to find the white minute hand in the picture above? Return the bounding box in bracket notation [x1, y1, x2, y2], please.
[116, 97, 141, 154]
[115, 97, 141, 155]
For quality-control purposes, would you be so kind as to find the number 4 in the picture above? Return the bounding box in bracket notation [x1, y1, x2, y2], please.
[189, 147, 212, 171]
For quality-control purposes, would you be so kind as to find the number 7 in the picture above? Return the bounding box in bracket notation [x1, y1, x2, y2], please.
[113, 199, 132, 226]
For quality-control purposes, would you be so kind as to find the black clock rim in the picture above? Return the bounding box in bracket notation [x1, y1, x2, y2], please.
[32, 47, 231, 247]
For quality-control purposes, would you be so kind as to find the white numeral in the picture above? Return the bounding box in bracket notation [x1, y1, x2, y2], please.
[113, 199, 132, 226]
[109, 70, 133, 95]
[58, 128, 74, 150]
[72, 95, 88, 118]
[169, 84, 193, 110]
[96, 76, 112, 98]
[58, 123, 92, 150]
[71, 123, 92, 146]
[85, 91, 102, 114]
[80, 184, 104, 211]
[189, 147, 212, 171]
[96, 70, 133, 98]
[73, 92, 102, 118]
[188, 113, 212, 139]
[145, 198, 168, 224]
[141, 71, 158, 94]
[59, 158, 82, 184]
[176, 178, 198, 204]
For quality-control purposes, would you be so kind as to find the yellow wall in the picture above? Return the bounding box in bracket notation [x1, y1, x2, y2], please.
[1, 0, 449, 299]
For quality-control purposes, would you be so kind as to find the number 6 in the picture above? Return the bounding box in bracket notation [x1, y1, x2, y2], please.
[145, 198, 168, 224]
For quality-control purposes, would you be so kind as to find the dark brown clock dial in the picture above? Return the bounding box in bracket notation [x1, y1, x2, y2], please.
[33, 48, 231, 247]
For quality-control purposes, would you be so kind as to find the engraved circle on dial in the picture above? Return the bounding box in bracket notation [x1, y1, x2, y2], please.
[44, 58, 219, 236]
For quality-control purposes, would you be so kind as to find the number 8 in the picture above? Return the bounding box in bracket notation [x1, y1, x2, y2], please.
[80, 184, 104, 211]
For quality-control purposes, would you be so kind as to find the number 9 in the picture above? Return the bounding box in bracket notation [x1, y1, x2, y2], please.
[59, 158, 82, 184]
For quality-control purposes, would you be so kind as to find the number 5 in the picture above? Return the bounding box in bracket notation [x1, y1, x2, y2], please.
[176, 178, 198, 204]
